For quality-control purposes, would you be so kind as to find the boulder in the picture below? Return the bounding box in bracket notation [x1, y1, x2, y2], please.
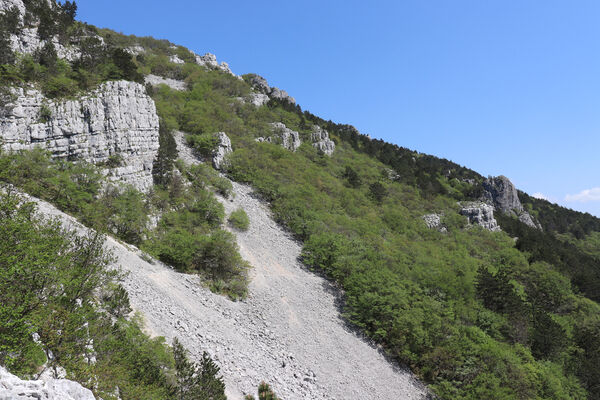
[0, 366, 96, 400]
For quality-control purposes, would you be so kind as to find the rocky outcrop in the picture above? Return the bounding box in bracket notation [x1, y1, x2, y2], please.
[460, 202, 501, 231]
[194, 52, 235, 75]
[169, 54, 185, 64]
[482, 176, 540, 229]
[145, 74, 187, 91]
[423, 213, 447, 233]
[246, 74, 296, 104]
[311, 125, 335, 156]
[269, 87, 295, 103]
[0, 81, 160, 190]
[482, 176, 523, 213]
[247, 93, 270, 107]
[212, 132, 232, 170]
[0, 0, 82, 61]
[256, 122, 301, 151]
[0, 366, 95, 400]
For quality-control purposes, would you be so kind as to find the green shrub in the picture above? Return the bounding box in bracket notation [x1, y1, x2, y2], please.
[188, 133, 219, 157]
[42, 74, 78, 98]
[228, 208, 249, 231]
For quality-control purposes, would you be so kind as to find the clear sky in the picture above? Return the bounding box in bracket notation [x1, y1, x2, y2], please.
[76, 0, 600, 216]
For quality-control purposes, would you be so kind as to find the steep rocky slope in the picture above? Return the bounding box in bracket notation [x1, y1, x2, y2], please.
[21, 137, 428, 399]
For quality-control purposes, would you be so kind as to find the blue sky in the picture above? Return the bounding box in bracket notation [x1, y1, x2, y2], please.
[77, 0, 600, 216]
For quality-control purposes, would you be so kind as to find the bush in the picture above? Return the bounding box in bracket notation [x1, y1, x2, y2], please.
[228, 208, 249, 231]
[188, 133, 219, 158]
[42, 74, 78, 98]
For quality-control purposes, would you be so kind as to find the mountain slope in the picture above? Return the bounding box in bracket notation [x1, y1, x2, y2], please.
[2, 1, 600, 399]
[23, 148, 427, 399]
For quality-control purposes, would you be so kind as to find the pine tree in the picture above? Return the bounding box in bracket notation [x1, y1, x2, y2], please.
[153, 124, 178, 186]
[244, 382, 281, 400]
[197, 351, 226, 400]
[171, 338, 226, 400]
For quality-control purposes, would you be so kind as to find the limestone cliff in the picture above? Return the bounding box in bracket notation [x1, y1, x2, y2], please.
[460, 202, 501, 232]
[483, 175, 540, 229]
[0, 81, 160, 190]
[0, 0, 83, 61]
[0, 366, 95, 400]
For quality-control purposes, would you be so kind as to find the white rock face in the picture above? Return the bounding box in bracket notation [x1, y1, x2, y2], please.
[460, 202, 501, 231]
[482, 175, 540, 229]
[169, 54, 185, 64]
[269, 87, 296, 104]
[256, 122, 301, 152]
[248, 93, 270, 107]
[0, 81, 160, 190]
[145, 74, 187, 91]
[212, 131, 232, 170]
[0, 366, 95, 400]
[194, 52, 235, 75]
[0, 0, 81, 61]
[247, 74, 296, 104]
[423, 213, 447, 233]
[311, 125, 335, 156]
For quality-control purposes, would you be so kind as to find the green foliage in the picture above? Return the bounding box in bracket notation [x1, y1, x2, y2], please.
[368, 181, 387, 204]
[228, 208, 249, 231]
[188, 132, 220, 157]
[171, 338, 227, 400]
[342, 165, 361, 188]
[153, 123, 178, 186]
[496, 212, 600, 302]
[244, 382, 281, 400]
[222, 134, 592, 399]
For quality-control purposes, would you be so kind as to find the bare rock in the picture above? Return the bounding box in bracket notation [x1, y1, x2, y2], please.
[460, 202, 501, 231]
[246, 74, 270, 94]
[0, 366, 95, 400]
[311, 125, 335, 156]
[246, 74, 296, 104]
[482, 176, 540, 229]
[195, 52, 218, 68]
[169, 54, 185, 64]
[422, 213, 447, 233]
[145, 74, 187, 91]
[256, 122, 301, 151]
[0, 81, 160, 191]
[269, 87, 295, 104]
[212, 132, 232, 170]
[247, 93, 270, 107]
[1, 0, 81, 61]
[482, 176, 523, 214]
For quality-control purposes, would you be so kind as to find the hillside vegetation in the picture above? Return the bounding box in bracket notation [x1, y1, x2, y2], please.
[1, 1, 600, 399]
